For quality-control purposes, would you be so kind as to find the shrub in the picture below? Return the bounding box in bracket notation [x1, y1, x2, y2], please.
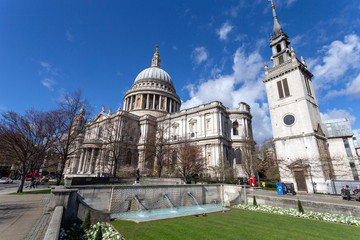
[298, 200, 304, 213]
[82, 210, 91, 231]
[253, 196, 257, 206]
[95, 225, 102, 240]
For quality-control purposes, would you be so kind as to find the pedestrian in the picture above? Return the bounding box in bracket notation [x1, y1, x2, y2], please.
[29, 178, 35, 189]
[341, 186, 351, 201]
[34, 178, 38, 189]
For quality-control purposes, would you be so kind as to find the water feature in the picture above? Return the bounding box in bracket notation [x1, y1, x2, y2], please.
[111, 203, 223, 222]
[133, 194, 148, 211]
[187, 192, 200, 206]
[110, 191, 223, 222]
[162, 193, 175, 208]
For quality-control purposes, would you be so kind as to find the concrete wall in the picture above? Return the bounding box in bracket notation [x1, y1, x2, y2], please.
[247, 193, 360, 217]
[74, 184, 222, 214]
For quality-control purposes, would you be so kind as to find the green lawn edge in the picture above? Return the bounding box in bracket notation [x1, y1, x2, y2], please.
[111, 208, 360, 240]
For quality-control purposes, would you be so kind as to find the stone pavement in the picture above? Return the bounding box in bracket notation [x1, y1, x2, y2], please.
[0, 194, 52, 240]
[251, 189, 360, 206]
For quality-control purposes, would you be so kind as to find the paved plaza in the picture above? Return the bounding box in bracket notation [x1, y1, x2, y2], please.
[0, 187, 51, 240]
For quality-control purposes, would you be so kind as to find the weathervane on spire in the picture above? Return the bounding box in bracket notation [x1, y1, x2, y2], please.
[151, 45, 161, 68]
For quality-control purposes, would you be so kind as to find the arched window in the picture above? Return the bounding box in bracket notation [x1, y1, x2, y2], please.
[172, 151, 177, 164]
[235, 149, 241, 164]
[98, 127, 102, 138]
[276, 44, 281, 53]
[233, 121, 239, 135]
[126, 151, 132, 165]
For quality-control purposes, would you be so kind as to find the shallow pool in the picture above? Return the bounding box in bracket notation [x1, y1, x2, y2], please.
[111, 204, 223, 222]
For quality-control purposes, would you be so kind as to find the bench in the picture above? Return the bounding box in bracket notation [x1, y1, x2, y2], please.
[342, 192, 360, 201]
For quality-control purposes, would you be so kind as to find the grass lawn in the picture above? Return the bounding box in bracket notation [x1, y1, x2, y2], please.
[9, 189, 51, 195]
[111, 208, 360, 240]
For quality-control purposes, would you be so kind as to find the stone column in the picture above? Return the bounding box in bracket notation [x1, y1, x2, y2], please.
[153, 94, 156, 109]
[100, 149, 107, 176]
[165, 97, 168, 112]
[146, 94, 150, 109]
[81, 149, 88, 173]
[159, 95, 162, 110]
[140, 94, 144, 109]
[77, 149, 84, 174]
[169, 99, 172, 113]
[129, 96, 133, 110]
[123, 99, 127, 111]
[88, 148, 94, 173]
[95, 149, 102, 175]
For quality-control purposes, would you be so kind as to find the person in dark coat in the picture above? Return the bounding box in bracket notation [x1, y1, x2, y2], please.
[341, 186, 351, 200]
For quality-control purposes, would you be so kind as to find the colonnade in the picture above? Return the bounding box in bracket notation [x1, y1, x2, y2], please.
[123, 93, 180, 113]
[75, 147, 106, 175]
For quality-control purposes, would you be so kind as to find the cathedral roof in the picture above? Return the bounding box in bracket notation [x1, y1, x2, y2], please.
[133, 45, 173, 86]
[134, 67, 173, 85]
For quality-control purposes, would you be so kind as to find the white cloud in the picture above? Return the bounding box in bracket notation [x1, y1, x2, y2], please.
[286, 0, 297, 7]
[40, 61, 58, 76]
[183, 46, 272, 144]
[66, 30, 74, 42]
[325, 72, 360, 99]
[217, 22, 234, 41]
[172, 46, 178, 51]
[191, 47, 208, 65]
[312, 34, 360, 91]
[321, 108, 356, 125]
[41, 78, 55, 91]
[353, 129, 360, 138]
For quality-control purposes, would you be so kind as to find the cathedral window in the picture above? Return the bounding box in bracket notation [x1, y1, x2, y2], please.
[276, 44, 281, 53]
[304, 77, 312, 96]
[235, 149, 241, 164]
[98, 127, 102, 138]
[277, 78, 290, 99]
[233, 121, 239, 135]
[172, 151, 177, 164]
[278, 55, 284, 64]
[126, 151, 132, 165]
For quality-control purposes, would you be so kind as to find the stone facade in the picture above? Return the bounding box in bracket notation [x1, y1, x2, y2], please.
[65, 47, 255, 179]
[264, 2, 359, 193]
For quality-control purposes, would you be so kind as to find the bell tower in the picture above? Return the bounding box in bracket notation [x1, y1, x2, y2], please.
[263, 0, 333, 193]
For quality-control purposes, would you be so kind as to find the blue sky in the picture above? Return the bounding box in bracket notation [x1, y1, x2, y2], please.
[1, 0, 360, 144]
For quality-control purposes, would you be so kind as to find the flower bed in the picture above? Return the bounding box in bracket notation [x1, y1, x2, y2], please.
[60, 222, 124, 240]
[234, 204, 360, 226]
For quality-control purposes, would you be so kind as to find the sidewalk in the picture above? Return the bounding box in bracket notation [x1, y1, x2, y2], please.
[0, 193, 51, 240]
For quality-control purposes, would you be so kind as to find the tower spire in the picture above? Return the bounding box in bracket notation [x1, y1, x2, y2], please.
[151, 45, 161, 68]
[270, 0, 283, 37]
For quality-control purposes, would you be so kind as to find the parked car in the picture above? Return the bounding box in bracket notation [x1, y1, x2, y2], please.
[0, 177, 13, 184]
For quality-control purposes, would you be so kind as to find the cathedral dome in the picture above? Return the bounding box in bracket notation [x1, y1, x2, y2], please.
[123, 45, 181, 117]
[134, 67, 173, 85]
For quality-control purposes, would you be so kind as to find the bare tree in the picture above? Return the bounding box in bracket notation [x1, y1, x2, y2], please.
[0, 110, 57, 192]
[51, 89, 88, 185]
[173, 140, 206, 184]
[144, 121, 171, 178]
[102, 118, 126, 177]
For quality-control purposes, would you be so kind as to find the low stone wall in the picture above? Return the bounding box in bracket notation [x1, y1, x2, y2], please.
[65, 177, 135, 187]
[43, 206, 63, 240]
[140, 178, 184, 185]
[77, 197, 110, 223]
[73, 184, 222, 214]
[248, 193, 360, 217]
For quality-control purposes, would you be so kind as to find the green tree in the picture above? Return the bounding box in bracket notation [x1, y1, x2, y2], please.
[82, 210, 91, 231]
[298, 200, 304, 213]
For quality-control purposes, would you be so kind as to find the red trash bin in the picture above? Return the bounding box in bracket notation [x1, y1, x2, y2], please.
[249, 176, 257, 187]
